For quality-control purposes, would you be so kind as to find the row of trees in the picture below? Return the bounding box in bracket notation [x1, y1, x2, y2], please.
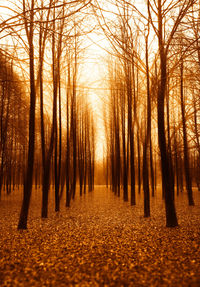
[0, 0, 199, 229]
[0, 0, 95, 229]
[97, 0, 200, 227]
[0, 51, 29, 196]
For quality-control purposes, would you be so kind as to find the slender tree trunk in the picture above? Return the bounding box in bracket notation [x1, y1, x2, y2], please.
[157, 0, 178, 227]
[121, 88, 128, 201]
[173, 123, 179, 196]
[58, 78, 62, 197]
[137, 130, 141, 194]
[180, 59, 194, 206]
[149, 137, 155, 196]
[166, 82, 175, 201]
[39, 0, 55, 218]
[129, 63, 135, 206]
[18, 0, 36, 229]
[143, 33, 151, 218]
[66, 59, 71, 207]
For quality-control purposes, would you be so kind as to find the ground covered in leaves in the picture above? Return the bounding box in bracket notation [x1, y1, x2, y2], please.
[0, 185, 200, 286]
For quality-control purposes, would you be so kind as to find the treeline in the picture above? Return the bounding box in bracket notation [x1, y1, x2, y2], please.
[0, 50, 29, 195]
[0, 0, 95, 229]
[0, 0, 200, 229]
[96, 0, 200, 227]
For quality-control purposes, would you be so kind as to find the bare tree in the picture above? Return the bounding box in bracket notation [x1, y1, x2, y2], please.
[18, 0, 36, 229]
[147, 0, 196, 226]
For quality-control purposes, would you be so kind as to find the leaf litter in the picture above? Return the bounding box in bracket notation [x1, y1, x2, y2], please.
[0, 186, 199, 286]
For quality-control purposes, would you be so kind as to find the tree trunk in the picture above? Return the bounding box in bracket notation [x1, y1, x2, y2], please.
[18, 0, 36, 229]
[157, 54, 178, 227]
[180, 59, 194, 206]
[143, 33, 151, 217]
[157, 0, 178, 227]
[137, 130, 141, 194]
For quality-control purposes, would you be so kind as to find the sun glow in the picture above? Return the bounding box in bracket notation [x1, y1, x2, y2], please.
[79, 32, 110, 161]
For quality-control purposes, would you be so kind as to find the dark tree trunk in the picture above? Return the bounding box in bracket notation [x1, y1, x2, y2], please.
[143, 33, 151, 218]
[137, 130, 141, 194]
[173, 124, 180, 196]
[18, 1, 36, 229]
[166, 86, 175, 201]
[72, 83, 77, 199]
[157, 54, 178, 227]
[149, 138, 155, 197]
[143, 137, 150, 217]
[122, 93, 128, 202]
[157, 0, 178, 227]
[129, 69, 135, 206]
[66, 60, 71, 207]
[180, 59, 194, 206]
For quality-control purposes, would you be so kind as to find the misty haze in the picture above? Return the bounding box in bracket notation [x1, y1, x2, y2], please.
[0, 0, 199, 286]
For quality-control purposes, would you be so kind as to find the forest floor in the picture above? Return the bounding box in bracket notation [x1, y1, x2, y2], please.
[0, 185, 200, 287]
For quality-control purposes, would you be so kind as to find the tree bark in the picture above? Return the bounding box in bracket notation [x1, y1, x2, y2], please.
[18, 0, 36, 229]
[157, 0, 178, 227]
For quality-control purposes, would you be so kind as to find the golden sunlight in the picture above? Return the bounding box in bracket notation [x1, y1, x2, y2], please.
[0, 1, 200, 286]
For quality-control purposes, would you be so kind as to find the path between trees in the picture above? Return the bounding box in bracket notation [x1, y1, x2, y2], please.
[0, 186, 200, 286]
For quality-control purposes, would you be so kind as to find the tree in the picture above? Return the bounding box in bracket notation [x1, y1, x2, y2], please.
[0, 51, 28, 197]
[18, 0, 36, 229]
[38, 0, 55, 218]
[142, 23, 150, 218]
[148, 0, 197, 226]
[180, 55, 194, 205]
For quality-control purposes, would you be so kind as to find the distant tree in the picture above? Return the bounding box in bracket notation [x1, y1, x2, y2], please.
[179, 55, 194, 205]
[0, 52, 28, 197]
[65, 48, 71, 207]
[142, 22, 150, 218]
